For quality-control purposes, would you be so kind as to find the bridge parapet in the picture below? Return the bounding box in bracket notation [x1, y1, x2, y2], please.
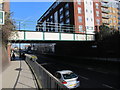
[9, 30, 95, 41]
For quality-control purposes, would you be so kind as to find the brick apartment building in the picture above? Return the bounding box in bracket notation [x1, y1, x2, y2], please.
[0, 0, 10, 13]
[36, 0, 120, 34]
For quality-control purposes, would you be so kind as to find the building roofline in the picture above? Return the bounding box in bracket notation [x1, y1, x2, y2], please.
[37, 0, 71, 23]
[37, 0, 57, 22]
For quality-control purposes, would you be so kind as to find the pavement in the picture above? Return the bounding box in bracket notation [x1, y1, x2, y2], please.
[2, 53, 38, 89]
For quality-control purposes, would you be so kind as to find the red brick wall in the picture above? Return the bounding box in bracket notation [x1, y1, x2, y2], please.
[73, 0, 86, 33]
[3, 0, 10, 13]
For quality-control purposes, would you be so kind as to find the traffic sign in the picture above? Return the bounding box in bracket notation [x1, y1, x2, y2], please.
[0, 11, 4, 25]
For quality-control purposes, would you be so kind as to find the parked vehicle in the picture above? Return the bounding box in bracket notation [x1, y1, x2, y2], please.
[55, 70, 80, 89]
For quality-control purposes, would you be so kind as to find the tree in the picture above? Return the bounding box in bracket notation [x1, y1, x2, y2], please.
[1, 12, 16, 46]
[95, 24, 119, 41]
[0, 12, 17, 71]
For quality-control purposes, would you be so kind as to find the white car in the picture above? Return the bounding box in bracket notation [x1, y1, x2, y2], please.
[55, 70, 80, 89]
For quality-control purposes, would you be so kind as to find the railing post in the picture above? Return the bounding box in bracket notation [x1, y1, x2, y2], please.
[59, 32, 61, 41]
[85, 30, 87, 41]
[43, 31, 45, 40]
[59, 26, 61, 40]
[73, 33, 75, 41]
[24, 31, 26, 40]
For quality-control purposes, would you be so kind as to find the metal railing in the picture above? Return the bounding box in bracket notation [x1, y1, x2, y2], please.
[25, 54, 68, 89]
[36, 22, 76, 33]
[36, 22, 96, 35]
[101, 2, 108, 8]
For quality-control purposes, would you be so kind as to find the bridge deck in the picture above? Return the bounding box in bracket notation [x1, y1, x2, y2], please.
[9, 30, 95, 42]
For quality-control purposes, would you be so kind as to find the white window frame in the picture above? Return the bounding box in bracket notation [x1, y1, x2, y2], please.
[96, 11, 99, 17]
[77, 0, 81, 5]
[95, 3, 99, 9]
[78, 7, 82, 14]
[78, 16, 82, 23]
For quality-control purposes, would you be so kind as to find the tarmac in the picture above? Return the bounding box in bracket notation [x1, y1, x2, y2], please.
[2, 53, 38, 89]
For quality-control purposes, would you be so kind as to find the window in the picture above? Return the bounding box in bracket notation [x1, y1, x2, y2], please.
[77, 0, 81, 5]
[96, 19, 100, 25]
[90, 10, 92, 13]
[113, 10, 115, 13]
[91, 18, 93, 21]
[86, 9, 88, 12]
[114, 16, 116, 18]
[60, 14, 63, 21]
[114, 20, 116, 23]
[95, 3, 99, 9]
[87, 18, 89, 21]
[63, 73, 77, 79]
[59, 8, 63, 14]
[109, 15, 112, 18]
[90, 27, 93, 30]
[60, 22, 64, 25]
[79, 25, 83, 32]
[65, 10, 69, 16]
[66, 18, 70, 24]
[50, 15, 53, 22]
[90, 2, 92, 5]
[65, 3, 69, 8]
[86, 26, 89, 29]
[47, 18, 49, 22]
[54, 11, 58, 23]
[96, 11, 99, 17]
[78, 16, 82, 22]
[0, 3, 2, 10]
[109, 20, 112, 23]
[78, 7, 82, 14]
[42, 21, 46, 31]
[86, 26, 93, 30]
[50, 15, 53, 20]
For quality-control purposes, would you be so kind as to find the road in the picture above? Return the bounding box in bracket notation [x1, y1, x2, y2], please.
[35, 54, 120, 89]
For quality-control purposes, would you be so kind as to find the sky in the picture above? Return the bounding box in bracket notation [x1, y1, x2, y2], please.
[10, 2, 54, 30]
[10, 1, 55, 48]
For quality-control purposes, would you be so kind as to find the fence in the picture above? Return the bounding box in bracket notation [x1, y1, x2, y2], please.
[25, 54, 68, 90]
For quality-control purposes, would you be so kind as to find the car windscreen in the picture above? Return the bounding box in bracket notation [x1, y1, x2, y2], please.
[63, 73, 78, 79]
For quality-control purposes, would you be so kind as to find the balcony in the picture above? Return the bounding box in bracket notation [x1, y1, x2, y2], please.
[101, 2, 108, 8]
[102, 21, 109, 25]
[101, 0, 108, 3]
[102, 14, 109, 19]
[101, 8, 109, 13]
